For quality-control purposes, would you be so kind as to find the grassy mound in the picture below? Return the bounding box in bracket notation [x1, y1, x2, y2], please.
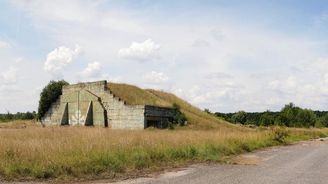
[108, 83, 236, 130]
[108, 83, 171, 107]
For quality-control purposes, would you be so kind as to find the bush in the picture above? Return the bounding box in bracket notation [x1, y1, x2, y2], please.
[172, 103, 187, 126]
[37, 80, 69, 119]
[272, 127, 289, 143]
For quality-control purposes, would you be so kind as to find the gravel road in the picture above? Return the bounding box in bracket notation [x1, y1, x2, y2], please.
[113, 138, 328, 184]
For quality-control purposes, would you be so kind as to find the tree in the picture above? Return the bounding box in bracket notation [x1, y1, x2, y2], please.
[204, 108, 211, 114]
[296, 109, 316, 128]
[259, 111, 275, 126]
[316, 113, 328, 128]
[231, 111, 247, 124]
[280, 103, 316, 127]
[37, 80, 69, 120]
[280, 102, 300, 127]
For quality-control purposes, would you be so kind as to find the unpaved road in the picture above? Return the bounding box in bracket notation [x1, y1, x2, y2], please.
[112, 138, 328, 184]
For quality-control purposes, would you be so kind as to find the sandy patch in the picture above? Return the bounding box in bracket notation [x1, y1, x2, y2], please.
[232, 154, 262, 165]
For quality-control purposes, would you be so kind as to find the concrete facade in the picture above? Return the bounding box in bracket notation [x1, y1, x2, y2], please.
[41, 81, 175, 129]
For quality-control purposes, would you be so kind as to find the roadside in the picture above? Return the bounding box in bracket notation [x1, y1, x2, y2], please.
[0, 127, 327, 183]
[108, 137, 328, 184]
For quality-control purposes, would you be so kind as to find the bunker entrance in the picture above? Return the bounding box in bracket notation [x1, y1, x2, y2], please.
[146, 117, 170, 129]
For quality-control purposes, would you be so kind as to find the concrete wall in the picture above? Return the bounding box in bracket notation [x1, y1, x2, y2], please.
[42, 81, 146, 129]
[42, 80, 175, 129]
[98, 89, 145, 129]
[42, 89, 105, 126]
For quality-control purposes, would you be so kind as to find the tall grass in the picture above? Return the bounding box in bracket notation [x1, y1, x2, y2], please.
[0, 123, 326, 181]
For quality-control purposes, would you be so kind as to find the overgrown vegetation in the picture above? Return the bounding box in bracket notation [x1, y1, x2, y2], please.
[37, 80, 69, 119]
[0, 123, 326, 181]
[272, 127, 289, 143]
[215, 103, 328, 128]
[172, 103, 187, 126]
[107, 83, 171, 107]
[108, 82, 233, 130]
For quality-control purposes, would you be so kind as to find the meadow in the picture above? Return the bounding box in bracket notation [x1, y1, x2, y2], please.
[1, 84, 327, 181]
[0, 120, 327, 181]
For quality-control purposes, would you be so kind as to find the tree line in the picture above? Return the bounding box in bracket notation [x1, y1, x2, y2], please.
[0, 80, 68, 123]
[212, 103, 328, 128]
[0, 111, 37, 122]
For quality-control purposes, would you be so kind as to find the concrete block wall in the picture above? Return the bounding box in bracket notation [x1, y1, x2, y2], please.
[42, 96, 65, 126]
[42, 80, 174, 129]
[100, 90, 145, 129]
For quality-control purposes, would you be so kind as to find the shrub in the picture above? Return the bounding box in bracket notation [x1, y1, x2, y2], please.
[272, 127, 289, 143]
[172, 103, 187, 126]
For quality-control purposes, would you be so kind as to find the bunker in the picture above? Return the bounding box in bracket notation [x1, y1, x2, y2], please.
[41, 81, 176, 129]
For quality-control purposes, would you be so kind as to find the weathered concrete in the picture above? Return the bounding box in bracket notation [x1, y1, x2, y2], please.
[42, 81, 175, 129]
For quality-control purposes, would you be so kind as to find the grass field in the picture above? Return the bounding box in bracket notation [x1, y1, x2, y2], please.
[1, 84, 327, 181]
[0, 120, 327, 181]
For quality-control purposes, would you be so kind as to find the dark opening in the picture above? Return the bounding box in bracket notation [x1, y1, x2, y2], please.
[146, 118, 169, 129]
[61, 103, 69, 126]
[104, 109, 108, 127]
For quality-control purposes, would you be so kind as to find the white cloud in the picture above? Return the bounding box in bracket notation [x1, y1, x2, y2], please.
[143, 71, 169, 84]
[79, 61, 101, 78]
[44, 45, 81, 76]
[1, 66, 18, 84]
[268, 80, 280, 90]
[118, 39, 160, 62]
[192, 39, 210, 47]
[0, 40, 11, 49]
[5, 1, 328, 113]
[324, 73, 328, 84]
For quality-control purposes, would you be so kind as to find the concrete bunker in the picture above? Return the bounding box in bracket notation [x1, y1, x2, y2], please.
[144, 106, 174, 128]
[41, 80, 176, 129]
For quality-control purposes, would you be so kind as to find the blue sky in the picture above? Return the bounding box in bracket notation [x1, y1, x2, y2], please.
[1, 0, 328, 113]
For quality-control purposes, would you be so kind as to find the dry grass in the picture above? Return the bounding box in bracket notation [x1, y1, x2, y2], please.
[107, 83, 171, 107]
[0, 122, 327, 181]
[1, 84, 327, 181]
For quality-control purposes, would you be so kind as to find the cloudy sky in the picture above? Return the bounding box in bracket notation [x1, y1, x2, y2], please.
[1, 0, 328, 113]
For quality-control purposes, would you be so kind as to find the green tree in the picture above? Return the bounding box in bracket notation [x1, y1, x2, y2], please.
[315, 113, 328, 128]
[37, 80, 69, 120]
[296, 109, 316, 128]
[259, 111, 275, 126]
[280, 102, 300, 127]
[231, 111, 247, 124]
[204, 108, 211, 114]
[280, 103, 316, 127]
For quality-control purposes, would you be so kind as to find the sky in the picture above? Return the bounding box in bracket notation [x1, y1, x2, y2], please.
[1, 0, 328, 113]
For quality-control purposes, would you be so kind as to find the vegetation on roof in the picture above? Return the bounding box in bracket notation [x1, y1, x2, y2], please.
[147, 89, 239, 130]
[107, 83, 171, 107]
[108, 82, 237, 129]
